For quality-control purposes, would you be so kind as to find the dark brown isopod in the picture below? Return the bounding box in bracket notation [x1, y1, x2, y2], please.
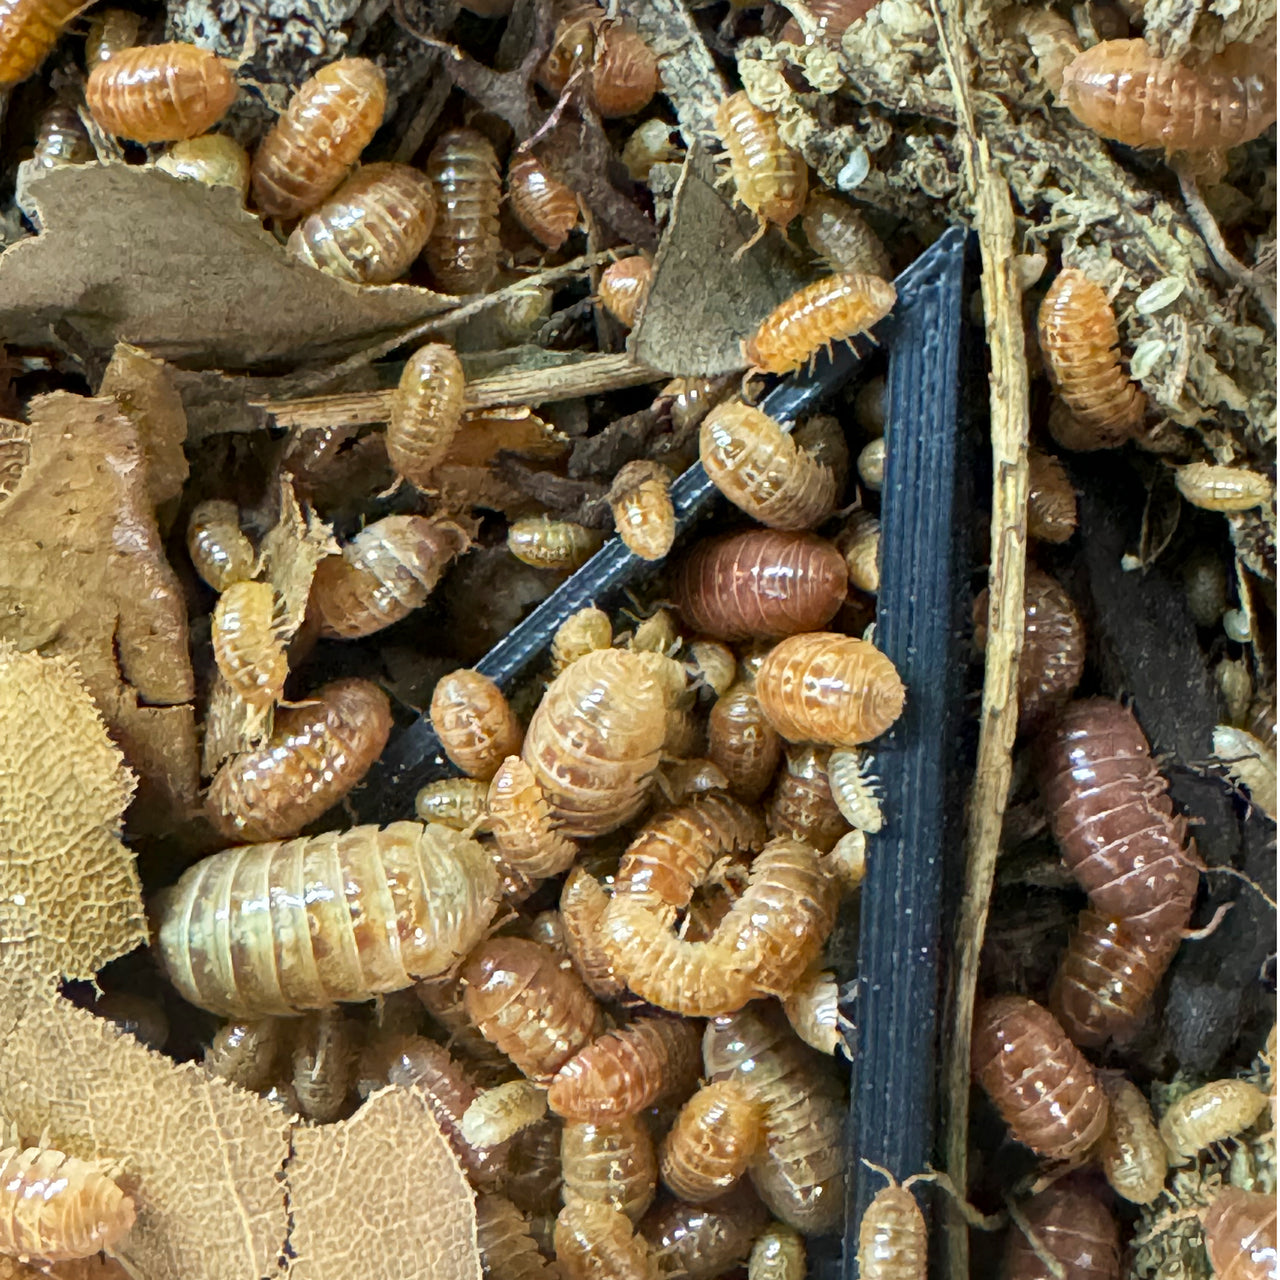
[424, 127, 503, 295]
[1001, 1184, 1120, 1280]
[708, 682, 783, 803]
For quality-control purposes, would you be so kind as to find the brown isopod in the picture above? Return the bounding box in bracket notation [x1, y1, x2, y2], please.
[414, 973, 512, 1073]
[641, 1185, 769, 1280]
[1037, 269, 1145, 449]
[766, 744, 850, 853]
[1174, 461, 1275, 513]
[157, 133, 251, 196]
[562, 1116, 657, 1223]
[250, 57, 387, 220]
[1158, 1077, 1268, 1159]
[750, 1223, 806, 1280]
[609, 460, 675, 561]
[1059, 38, 1277, 152]
[1202, 1187, 1279, 1280]
[754, 631, 906, 748]
[836, 510, 880, 594]
[507, 151, 579, 250]
[84, 7, 140, 70]
[1026, 448, 1078, 543]
[659, 1079, 765, 1203]
[1049, 908, 1181, 1049]
[744, 273, 897, 376]
[559, 866, 625, 1000]
[708, 681, 783, 802]
[31, 98, 93, 168]
[286, 162, 436, 285]
[204, 1017, 285, 1090]
[462, 936, 604, 1082]
[781, 965, 841, 1055]
[211, 579, 288, 709]
[424, 127, 502, 294]
[508, 517, 604, 572]
[187, 498, 254, 591]
[386, 343, 467, 489]
[547, 1015, 702, 1123]
[551, 606, 612, 674]
[0, 1145, 135, 1264]
[291, 1008, 357, 1122]
[700, 404, 838, 531]
[86, 42, 237, 143]
[1001, 1185, 1120, 1280]
[156, 821, 501, 1016]
[1096, 1077, 1167, 1205]
[505, 1118, 565, 1217]
[430, 668, 523, 781]
[540, 6, 659, 118]
[801, 190, 891, 278]
[673, 528, 848, 642]
[715, 90, 808, 228]
[488, 755, 579, 887]
[555, 1200, 660, 1280]
[205, 677, 392, 843]
[970, 995, 1109, 1160]
[857, 1165, 927, 1280]
[461, 1080, 549, 1149]
[780, 0, 880, 43]
[794, 414, 850, 492]
[414, 776, 489, 830]
[598, 257, 653, 329]
[1037, 698, 1201, 936]
[476, 1193, 561, 1280]
[0, 0, 103, 86]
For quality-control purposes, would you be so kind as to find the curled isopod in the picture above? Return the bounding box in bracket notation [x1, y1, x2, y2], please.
[673, 528, 848, 641]
[488, 755, 579, 890]
[1174, 462, 1275, 513]
[187, 499, 254, 591]
[766, 744, 849, 853]
[1059, 38, 1277, 152]
[475, 1193, 561, 1280]
[556, 1200, 660, 1280]
[0, 0, 92, 85]
[204, 1017, 285, 1090]
[659, 1079, 764, 1202]
[211, 579, 288, 709]
[1038, 270, 1145, 450]
[700, 403, 838, 531]
[559, 866, 624, 999]
[609, 460, 675, 560]
[287, 162, 436, 285]
[857, 1166, 927, 1280]
[1026, 448, 1078, 542]
[551, 607, 612, 674]
[31, 99, 92, 169]
[461, 1080, 549, 1149]
[1001, 1184, 1120, 1280]
[540, 6, 659, 118]
[709, 681, 783, 802]
[715, 90, 808, 228]
[386, 344, 467, 489]
[827, 748, 883, 833]
[755, 631, 905, 748]
[430, 668, 522, 781]
[424, 127, 503, 294]
[599, 257, 654, 329]
[508, 151, 579, 249]
[157, 133, 251, 197]
[641, 1185, 769, 1280]
[205, 677, 393, 843]
[971, 995, 1109, 1160]
[1158, 1077, 1268, 1159]
[291, 1009, 357, 1122]
[508, 517, 604, 572]
[414, 776, 489, 830]
[156, 821, 501, 1015]
[1096, 1077, 1167, 1205]
[750, 1223, 806, 1280]
[562, 1116, 657, 1223]
[781, 966, 841, 1055]
[836, 510, 880, 594]
[1201, 1187, 1278, 1280]
[0, 1145, 135, 1263]
[84, 8, 141, 70]
[801, 191, 891, 277]
[745, 273, 896, 375]
[251, 58, 387, 220]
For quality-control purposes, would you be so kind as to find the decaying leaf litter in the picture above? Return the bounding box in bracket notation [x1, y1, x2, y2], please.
[0, 0, 1274, 1277]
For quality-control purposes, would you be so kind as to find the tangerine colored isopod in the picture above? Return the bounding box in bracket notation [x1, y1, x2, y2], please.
[708, 681, 783, 802]
[559, 866, 625, 1000]
[251, 57, 386, 220]
[970, 995, 1109, 1160]
[1026, 447, 1078, 543]
[551, 607, 612, 674]
[562, 1116, 657, 1223]
[857, 1166, 927, 1280]
[1001, 1184, 1120, 1280]
[508, 151, 579, 249]
[187, 499, 254, 591]
[386, 343, 467, 489]
[1158, 1077, 1268, 1158]
[715, 90, 808, 228]
[599, 257, 653, 329]
[555, 1200, 660, 1280]
[801, 190, 891, 277]
[766, 744, 849, 853]
[1201, 1187, 1279, 1280]
[211, 578, 288, 709]
[430, 668, 523, 781]
[476, 1193, 561, 1280]
[700, 403, 838, 531]
[539, 5, 659, 118]
[1173, 461, 1275, 513]
[487, 755, 579, 891]
[156, 821, 501, 1015]
[1096, 1076, 1166, 1205]
[157, 133, 250, 196]
[86, 41, 237, 143]
[424, 127, 502, 295]
[744, 273, 897, 375]
[0, 0, 99, 87]
[1059, 38, 1277, 152]
[659, 1079, 764, 1203]
[608, 460, 674, 560]
[749, 1223, 806, 1280]
[508, 517, 604, 572]
[1038, 269, 1146, 449]
[204, 677, 392, 843]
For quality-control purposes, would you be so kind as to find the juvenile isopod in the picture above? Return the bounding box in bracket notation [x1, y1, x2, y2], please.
[641, 1185, 769, 1279]
[291, 1008, 356, 1121]
[559, 866, 624, 999]
[562, 1116, 657, 1223]
[211, 578, 288, 709]
[540, 6, 659, 118]
[827, 828, 868, 890]
[794, 413, 850, 493]
[673, 528, 848, 641]
[0, 0, 101, 86]
[204, 1017, 285, 1090]
[475, 1193, 561, 1280]
[414, 776, 489, 830]
[286, 162, 436, 285]
[84, 7, 140, 70]
[157, 133, 250, 197]
[156, 822, 501, 1015]
[622, 118, 683, 182]
[1037, 269, 1146, 449]
[609, 460, 675, 560]
[1213, 724, 1277, 822]
[780, 965, 841, 1055]
[801, 190, 891, 277]
[424, 127, 503, 294]
[749, 1223, 806, 1280]
[1001, 1185, 1120, 1280]
[766, 744, 849, 853]
[857, 1165, 927, 1280]
[827, 747, 883, 833]
[1158, 1077, 1268, 1159]
[205, 677, 392, 843]
[508, 517, 604, 571]
[507, 150, 579, 249]
[715, 90, 808, 228]
[744, 273, 897, 375]
[1026, 447, 1078, 543]
[31, 99, 93, 169]
[1059, 38, 1277, 152]
[487, 755, 578, 888]
[857, 437, 885, 490]
[599, 257, 653, 329]
[0, 1144, 135, 1263]
[1096, 1076, 1167, 1205]
[86, 42, 238, 143]
[708, 681, 783, 802]
[835, 510, 880, 594]
[1174, 462, 1275, 513]
[430, 668, 523, 781]
[461, 1079, 549, 1149]
[700, 403, 838, 531]
[386, 343, 467, 489]
[685, 639, 737, 698]
[659, 1079, 764, 1203]
[1201, 1187, 1279, 1280]
[555, 1200, 660, 1280]
[551, 607, 612, 674]
[187, 498, 254, 591]
[970, 995, 1109, 1160]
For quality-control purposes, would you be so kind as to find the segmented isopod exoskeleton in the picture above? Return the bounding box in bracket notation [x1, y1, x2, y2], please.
[205, 677, 392, 843]
[414, 776, 489, 830]
[424, 127, 502, 294]
[430, 668, 522, 781]
[204, 1017, 285, 1090]
[801, 191, 891, 277]
[970, 995, 1109, 1160]
[703, 1004, 846, 1234]
[685, 640, 736, 698]
[627, 607, 679, 658]
[562, 1116, 657, 1223]
[504, 1118, 564, 1216]
[750, 1223, 806, 1280]
[552, 607, 612, 674]
[827, 828, 867, 890]
[0, 1145, 135, 1263]
[836, 510, 880, 594]
[700, 403, 837, 531]
[1174, 462, 1275, 513]
[674, 528, 848, 641]
[539, 6, 659, 118]
[1038, 270, 1145, 449]
[156, 822, 500, 1015]
[745, 273, 897, 375]
[1037, 698, 1200, 935]
[0, 0, 99, 86]
[1049, 908, 1181, 1049]
[414, 973, 512, 1074]
[1001, 1185, 1120, 1280]
[508, 517, 604, 572]
[31, 99, 92, 169]
[608, 460, 674, 560]
[781, 966, 840, 1055]
[157, 133, 250, 197]
[488, 755, 579, 889]
[559, 866, 625, 1000]
[86, 42, 238, 143]
[1027, 448, 1078, 543]
[462, 1079, 548, 1149]
[858, 437, 885, 490]
[1158, 1077, 1268, 1159]
[1213, 724, 1277, 822]
[641, 1185, 769, 1280]
[556, 1200, 660, 1280]
[93, 991, 169, 1050]
[599, 257, 653, 329]
[187, 499, 253, 591]
[547, 1015, 703, 1123]
[386, 343, 467, 489]
[211, 579, 287, 709]
[251, 57, 387, 220]
[291, 1008, 357, 1121]
[1059, 38, 1277, 152]
[766, 745, 849, 853]
[827, 748, 883, 833]
[857, 1166, 927, 1280]
[476, 1193, 561, 1280]
[84, 7, 140, 70]
[1096, 1076, 1167, 1205]
[659, 1079, 764, 1203]
[709, 681, 783, 802]
[622, 118, 682, 182]
[508, 151, 579, 250]
[286, 162, 436, 285]
[1202, 1187, 1279, 1280]
[715, 90, 807, 228]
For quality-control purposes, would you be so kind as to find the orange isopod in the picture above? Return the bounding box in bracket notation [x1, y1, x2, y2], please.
[708, 682, 783, 802]
[508, 151, 579, 249]
[555, 1200, 660, 1280]
[487, 755, 579, 889]
[430, 668, 523, 781]
[608, 460, 675, 560]
[476, 1193, 561, 1280]
[0, 0, 100, 87]
[559, 866, 625, 999]
[599, 257, 653, 329]
[836, 510, 880, 594]
[386, 343, 467, 488]
[211, 578, 288, 709]
[754, 631, 906, 748]
[539, 5, 659, 118]
[1026, 448, 1078, 543]
[562, 1116, 658, 1223]
[715, 90, 808, 227]
[1202, 1187, 1278, 1280]
[766, 744, 850, 853]
[204, 677, 393, 843]
[857, 1166, 927, 1280]
[424, 127, 503, 294]
[659, 1079, 764, 1203]
[157, 133, 251, 196]
[251, 57, 387, 220]
[744, 273, 897, 375]
[86, 42, 237, 143]
[1037, 269, 1145, 449]
[187, 498, 254, 592]
[551, 606, 612, 674]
